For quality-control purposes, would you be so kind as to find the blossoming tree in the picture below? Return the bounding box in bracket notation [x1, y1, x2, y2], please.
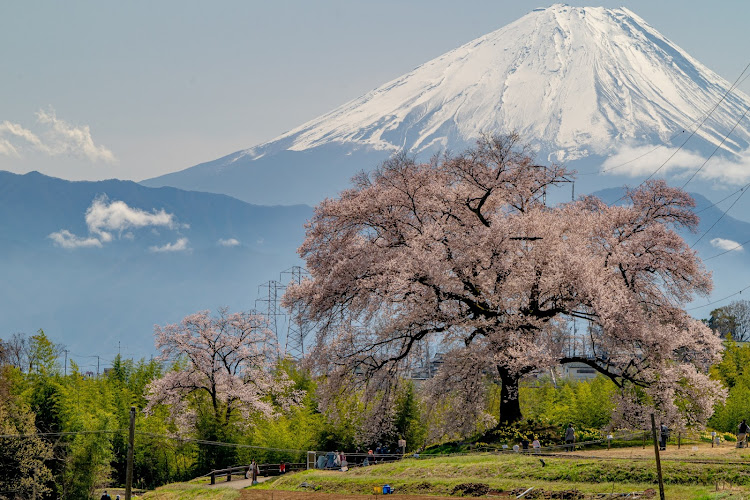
[144, 309, 303, 435]
[284, 134, 724, 433]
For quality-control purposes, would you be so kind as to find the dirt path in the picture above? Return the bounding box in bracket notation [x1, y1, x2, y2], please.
[240, 492, 467, 500]
[208, 475, 273, 490]
[546, 440, 750, 461]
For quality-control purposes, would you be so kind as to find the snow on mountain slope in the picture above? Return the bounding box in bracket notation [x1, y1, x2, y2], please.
[249, 4, 750, 161]
[143, 4, 750, 204]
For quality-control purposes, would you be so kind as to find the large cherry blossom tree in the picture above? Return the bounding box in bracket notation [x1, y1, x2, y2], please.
[144, 309, 303, 435]
[285, 134, 724, 432]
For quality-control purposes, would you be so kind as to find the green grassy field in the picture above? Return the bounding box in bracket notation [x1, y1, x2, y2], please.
[140, 482, 239, 500]
[254, 452, 750, 499]
[139, 442, 750, 499]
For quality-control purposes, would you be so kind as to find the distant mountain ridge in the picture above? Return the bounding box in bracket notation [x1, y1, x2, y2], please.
[142, 4, 750, 205]
[0, 170, 311, 359]
[3, 169, 750, 359]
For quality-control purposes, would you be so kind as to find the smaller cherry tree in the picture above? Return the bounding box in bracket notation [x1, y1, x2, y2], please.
[144, 308, 303, 437]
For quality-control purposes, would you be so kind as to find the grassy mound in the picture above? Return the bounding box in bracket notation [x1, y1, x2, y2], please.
[256, 453, 750, 499]
[141, 483, 239, 500]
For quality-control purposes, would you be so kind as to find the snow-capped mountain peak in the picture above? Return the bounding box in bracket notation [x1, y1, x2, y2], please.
[246, 4, 750, 163]
[143, 5, 750, 206]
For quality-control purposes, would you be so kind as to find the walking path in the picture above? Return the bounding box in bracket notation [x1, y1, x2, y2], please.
[207, 475, 273, 489]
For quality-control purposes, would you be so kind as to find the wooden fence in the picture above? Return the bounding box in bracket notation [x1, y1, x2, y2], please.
[209, 462, 306, 485]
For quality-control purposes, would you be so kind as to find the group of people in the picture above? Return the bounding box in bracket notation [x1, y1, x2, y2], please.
[315, 450, 348, 469]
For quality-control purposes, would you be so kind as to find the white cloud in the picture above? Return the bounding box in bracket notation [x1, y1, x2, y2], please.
[36, 109, 115, 163]
[218, 238, 240, 247]
[601, 145, 750, 185]
[48, 229, 103, 249]
[710, 238, 744, 252]
[49, 196, 183, 250]
[0, 137, 20, 157]
[0, 108, 115, 163]
[85, 195, 175, 242]
[150, 238, 190, 253]
[0, 121, 44, 153]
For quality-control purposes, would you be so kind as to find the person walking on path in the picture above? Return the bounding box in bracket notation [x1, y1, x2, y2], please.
[100, 491, 112, 500]
[659, 422, 669, 451]
[738, 420, 748, 448]
[247, 459, 258, 484]
[565, 424, 575, 452]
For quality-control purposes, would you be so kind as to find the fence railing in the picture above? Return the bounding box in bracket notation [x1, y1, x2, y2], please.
[209, 462, 306, 485]
[209, 430, 744, 484]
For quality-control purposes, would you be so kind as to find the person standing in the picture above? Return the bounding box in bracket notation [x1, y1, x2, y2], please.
[251, 459, 259, 484]
[532, 438, 541, 453]
[521, 438, 529, 452]
[659, 422, 669, 451]
[100, 491, 112, 500]
[738, 420, 748, 448]
[565, 424, 575, 452]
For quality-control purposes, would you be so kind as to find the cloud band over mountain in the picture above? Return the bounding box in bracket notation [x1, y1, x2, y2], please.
[49, 195, 186, 250]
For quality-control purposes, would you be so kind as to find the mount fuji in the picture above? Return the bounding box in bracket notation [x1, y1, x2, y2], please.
[143, 4, 750, 206]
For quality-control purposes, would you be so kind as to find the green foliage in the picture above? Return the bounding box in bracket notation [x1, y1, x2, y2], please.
[28, 329, 59, 376]
[710, 340, 750, 389]
[518, 376, 617, 429]
[485, 421, 558, 446]
[392, 381, 427, 452]
[710, 340, 750, 433]
[61, 421, 114, 499]
[239, 401, 323, 465]
[709, 308, 738, 340]
[316, 381, 365, 450]
[0, 368, 53, 499]
[482, 420, 602, 448]
[27, 374, 64, 434]
[142, 483, 239, 500]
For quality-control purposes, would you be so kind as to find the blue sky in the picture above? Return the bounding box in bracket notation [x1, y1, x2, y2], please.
[1, 1, 749, 182]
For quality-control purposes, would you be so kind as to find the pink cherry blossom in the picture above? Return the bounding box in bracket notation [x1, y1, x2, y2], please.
[144, 308, 303, 433]
[285, 134, 724, 438]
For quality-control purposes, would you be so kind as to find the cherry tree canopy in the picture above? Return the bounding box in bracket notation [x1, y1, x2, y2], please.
[144, 309, 302, 433]
[285, 135, 724, 432]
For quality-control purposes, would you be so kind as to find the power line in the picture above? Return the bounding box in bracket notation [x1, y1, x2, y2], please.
[0, 429, 121, 439]
[135, 432, 310, 454]
[702, 237, 750, 261]
[638, 66, 750, 185]
[690, 182, 750, 248]
[694, 183, 750, 214]
[581, 61, 750, 179]
[687, 284, 750, 311]
[680, 104, 750, 189]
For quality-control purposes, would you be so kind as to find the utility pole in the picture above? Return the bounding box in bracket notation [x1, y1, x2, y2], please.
[96, 355, 100, 376]
[650, 413, 665, 500]
[125, 406, 135, 500]
[63, 349, 69, 376]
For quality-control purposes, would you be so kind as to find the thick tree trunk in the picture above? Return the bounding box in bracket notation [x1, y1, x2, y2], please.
[497, 365, 522, 425]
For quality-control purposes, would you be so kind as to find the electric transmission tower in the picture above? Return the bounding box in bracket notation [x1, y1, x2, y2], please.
[281, 266, 313, 360]
[255, 280, 286, 350]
